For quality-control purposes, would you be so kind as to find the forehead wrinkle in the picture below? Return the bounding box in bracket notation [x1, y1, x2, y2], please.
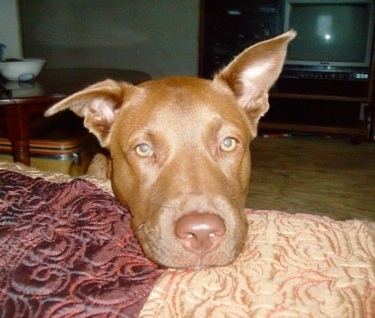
[119, 79, 250, 144]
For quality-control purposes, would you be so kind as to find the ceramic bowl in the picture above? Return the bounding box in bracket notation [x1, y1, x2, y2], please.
[0, 59, 46, 81]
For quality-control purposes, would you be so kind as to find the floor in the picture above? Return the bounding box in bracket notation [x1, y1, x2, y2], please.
[246, 134, 375, 221]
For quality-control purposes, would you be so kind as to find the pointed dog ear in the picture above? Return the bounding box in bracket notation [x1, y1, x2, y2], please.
[214, 30, 296, 136]
[45, 79, 138, 148]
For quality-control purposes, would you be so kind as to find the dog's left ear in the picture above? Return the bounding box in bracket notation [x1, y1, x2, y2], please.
[45, 79, 138, 148]
[214, 30, 296, 135]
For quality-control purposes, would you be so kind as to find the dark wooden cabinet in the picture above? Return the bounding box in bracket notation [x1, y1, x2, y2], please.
[199, 0, 375, 142]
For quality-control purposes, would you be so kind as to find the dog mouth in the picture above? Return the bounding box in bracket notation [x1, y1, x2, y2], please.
[134, 206, 248, 269]
[138, 232, 242, 269]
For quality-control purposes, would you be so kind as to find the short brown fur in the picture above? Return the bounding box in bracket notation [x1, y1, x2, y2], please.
[45, 31, 296, 268]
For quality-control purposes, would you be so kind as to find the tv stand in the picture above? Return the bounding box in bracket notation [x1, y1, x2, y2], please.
[265, 91, 371, 143]
[266, 85, 373, 144]
[280, 69, 369, 81]
[199, 0, 375, 143]
[264, 76, 374, 142]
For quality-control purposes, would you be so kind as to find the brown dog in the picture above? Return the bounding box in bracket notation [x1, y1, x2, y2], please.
[45, 31, 296, 269]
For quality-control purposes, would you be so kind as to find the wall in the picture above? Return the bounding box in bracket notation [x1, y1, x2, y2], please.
[0, 0, 23, 59]
[20, 0, 200, 79]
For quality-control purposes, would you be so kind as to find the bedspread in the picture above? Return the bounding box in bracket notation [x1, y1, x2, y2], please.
[0, 166, 164, 317]
[141, 210, 375, 317]
[1, 161, 374, 317]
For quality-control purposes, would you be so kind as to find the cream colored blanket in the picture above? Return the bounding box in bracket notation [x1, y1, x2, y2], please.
[141, 210, 375, 317]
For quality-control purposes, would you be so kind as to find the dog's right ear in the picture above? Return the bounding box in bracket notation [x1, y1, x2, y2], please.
[214, 30, 296, 137]
[45, 79, 138, 148]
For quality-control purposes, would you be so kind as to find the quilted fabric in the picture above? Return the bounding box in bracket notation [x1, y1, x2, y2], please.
[0, 170, 165, 317]
[140, 210, 375, 317]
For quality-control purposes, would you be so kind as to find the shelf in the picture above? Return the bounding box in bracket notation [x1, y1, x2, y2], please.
[259, 121, 368, 137]
[270, 92, 370, 103]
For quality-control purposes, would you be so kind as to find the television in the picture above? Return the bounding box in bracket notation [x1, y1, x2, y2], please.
[282, 0, 375, 81]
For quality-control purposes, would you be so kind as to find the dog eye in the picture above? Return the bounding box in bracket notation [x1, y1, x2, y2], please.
[220, 137, 236, 152]
[135, 143, 153, 157]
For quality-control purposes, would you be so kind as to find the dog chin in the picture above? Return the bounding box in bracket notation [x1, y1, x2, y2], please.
[170, 252, 241, 269]
[151, 255, 239, 270]
[140, 238, 244, 269]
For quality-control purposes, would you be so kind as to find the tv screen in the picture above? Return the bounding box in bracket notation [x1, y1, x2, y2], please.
[284, 0, 374, 69]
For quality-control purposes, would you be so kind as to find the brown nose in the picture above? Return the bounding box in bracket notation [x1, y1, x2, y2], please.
[174, 214, 226, 256]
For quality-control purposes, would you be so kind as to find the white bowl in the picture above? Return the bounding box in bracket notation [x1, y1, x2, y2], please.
[0, 59, 46, 81]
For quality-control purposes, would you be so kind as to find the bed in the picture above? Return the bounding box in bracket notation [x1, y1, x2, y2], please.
[1, 161, 374, 317]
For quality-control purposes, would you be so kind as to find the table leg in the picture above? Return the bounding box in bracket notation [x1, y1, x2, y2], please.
[11, 140, 31, 165]
[3, 104, 32, 166]
[368, 101, 375, 142]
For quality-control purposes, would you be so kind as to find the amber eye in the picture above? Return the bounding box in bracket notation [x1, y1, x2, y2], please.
[135, 143, 153, 157]
[220, 137, 236, 152]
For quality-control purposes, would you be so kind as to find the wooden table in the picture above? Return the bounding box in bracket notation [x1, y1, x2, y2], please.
[0, 68, 151, 165]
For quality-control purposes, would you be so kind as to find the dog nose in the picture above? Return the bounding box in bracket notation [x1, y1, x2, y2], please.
[175, 214, 225, 256]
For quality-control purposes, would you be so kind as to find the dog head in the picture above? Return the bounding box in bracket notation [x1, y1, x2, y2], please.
[45, 31, 296, 268]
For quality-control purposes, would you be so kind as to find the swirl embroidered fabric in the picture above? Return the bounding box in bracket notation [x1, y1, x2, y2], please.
[0, 170, 165, 317]
[141, 211, 375, 317]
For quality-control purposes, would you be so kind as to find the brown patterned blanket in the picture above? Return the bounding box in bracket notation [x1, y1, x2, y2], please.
[0, 168, 164, 317]
[1, 162, 374, 317]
